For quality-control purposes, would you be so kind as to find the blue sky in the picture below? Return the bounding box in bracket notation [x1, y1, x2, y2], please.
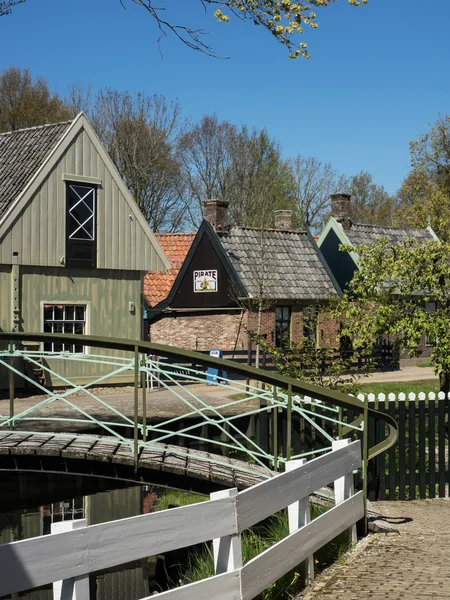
[1, 0, 450, 195]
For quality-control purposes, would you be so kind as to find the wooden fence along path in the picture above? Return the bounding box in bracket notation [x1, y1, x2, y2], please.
[0, 440, 363, 600]
[360, 392, 450, 501]
[152, 341, 398, 380]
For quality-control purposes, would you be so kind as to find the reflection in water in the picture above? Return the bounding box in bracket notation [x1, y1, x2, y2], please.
[0, 473, 167, 599]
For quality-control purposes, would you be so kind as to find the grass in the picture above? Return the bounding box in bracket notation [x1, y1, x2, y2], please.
[417, 360, 433, 368]
[154, 489, 207, 512]
[179, 504, 352, 600]
[358, 379, 440, 396]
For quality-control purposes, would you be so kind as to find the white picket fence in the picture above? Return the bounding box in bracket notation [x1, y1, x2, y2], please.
[0, 439, 363, 600]
[358, 391, 449, 402]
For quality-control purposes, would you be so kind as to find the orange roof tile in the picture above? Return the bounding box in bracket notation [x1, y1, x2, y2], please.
[144, 233, 195, 307]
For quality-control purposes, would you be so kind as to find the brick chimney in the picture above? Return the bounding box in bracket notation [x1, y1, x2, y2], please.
[203, 199, 229, 233]
[274, 210, 293, 230]
[330, 193, 352, 230]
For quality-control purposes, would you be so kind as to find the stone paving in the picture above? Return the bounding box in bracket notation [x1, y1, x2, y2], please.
[302, 499, 450, 599]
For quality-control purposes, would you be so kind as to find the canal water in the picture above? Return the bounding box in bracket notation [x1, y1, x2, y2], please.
[0, 472, 201, 599]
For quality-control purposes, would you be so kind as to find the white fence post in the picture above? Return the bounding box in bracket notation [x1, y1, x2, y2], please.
[332, 439, 357, 545]
[286, 459, 314, 583]
[210, 488, 242, 575]
[51, 519, 90, 600]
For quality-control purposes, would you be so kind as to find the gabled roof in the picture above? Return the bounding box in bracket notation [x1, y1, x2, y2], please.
[144, 233, 195, 307]
[0, 113, 170, 272]
[219, 226, 341, 301]
[345, 223, 438, 246]
[0, 121, 72, 218]
[317, 217, 438, 266]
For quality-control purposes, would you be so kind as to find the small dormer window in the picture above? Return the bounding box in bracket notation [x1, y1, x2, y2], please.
[66, 182, 97, 268]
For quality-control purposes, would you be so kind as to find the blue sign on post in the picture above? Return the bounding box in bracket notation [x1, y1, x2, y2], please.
[206, 348, 228, 385]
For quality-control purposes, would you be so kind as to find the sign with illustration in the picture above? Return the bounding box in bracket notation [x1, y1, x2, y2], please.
[193, 269, 218, 293]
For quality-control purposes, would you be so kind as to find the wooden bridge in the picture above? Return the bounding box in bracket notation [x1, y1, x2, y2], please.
[0, 440, 363, 600]
[0, 333, 400, 599]
[0, 431, 270, 493]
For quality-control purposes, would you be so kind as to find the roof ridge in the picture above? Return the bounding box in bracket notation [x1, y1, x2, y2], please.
[231, 226, 307, 234]
[352, 221, 428, 231]
[0, 119, 74, 136]
[156, 232, 196, 237]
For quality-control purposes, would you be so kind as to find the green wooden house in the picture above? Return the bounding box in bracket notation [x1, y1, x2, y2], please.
[0, 113, 169, 387]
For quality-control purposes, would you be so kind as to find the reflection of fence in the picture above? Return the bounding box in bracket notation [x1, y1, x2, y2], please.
[0, 440, 363, 600]
[358, 392, 449, 501]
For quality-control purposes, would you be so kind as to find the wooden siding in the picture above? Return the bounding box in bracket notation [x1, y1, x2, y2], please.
[319, 228, 356, 293]
[0, 264, 11, 332]
[171, 232, 238, 309]
[3, 266, 142, 386]
[0, 129, 166, 272]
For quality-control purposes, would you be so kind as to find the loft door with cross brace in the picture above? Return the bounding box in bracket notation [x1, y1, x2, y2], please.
[66, 182, 97, 268]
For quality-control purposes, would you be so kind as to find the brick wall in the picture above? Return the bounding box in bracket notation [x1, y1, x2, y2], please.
[318, 311, 340, 348]
[150, 311, 248, 351]
[149, 305, 340, 352]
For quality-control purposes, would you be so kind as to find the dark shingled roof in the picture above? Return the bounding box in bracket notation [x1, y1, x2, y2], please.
[346, 223, 436, 246]
[0, 120, 73, 218]
[219, 227, 339, 301]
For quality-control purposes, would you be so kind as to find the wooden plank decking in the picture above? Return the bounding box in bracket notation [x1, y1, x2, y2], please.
[0, 431, 270, 491]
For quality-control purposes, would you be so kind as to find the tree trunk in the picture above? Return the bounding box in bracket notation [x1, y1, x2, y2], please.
[255, 301, 262, 370]
[439, 371, 450, 395]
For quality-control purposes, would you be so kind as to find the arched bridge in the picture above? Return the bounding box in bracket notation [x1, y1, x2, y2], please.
[0, 432, 270, 494]
[0, 332, 398, 513]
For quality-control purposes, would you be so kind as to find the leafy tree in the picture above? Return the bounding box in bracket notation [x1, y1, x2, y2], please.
[2, 1, 368, 59]
[287, 155, 347, 229]
[393, 168, 450, 241]
[0, 0, 24, 16]
[0, 67, 71, 132]
[336, 237, 450, 393]
[180, 115, 292, 228]
[342, 171, 397, 226]
[410, 114, 450, 194]
[225, 125, 293, 227]
[248, 315, 369, 394]
[394, 115, 450, 241]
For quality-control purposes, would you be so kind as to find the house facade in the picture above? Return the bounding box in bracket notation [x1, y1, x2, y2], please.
[0, 114, 169, 387]
[317, 193, 439, 360]
[145, 201, 342, 353]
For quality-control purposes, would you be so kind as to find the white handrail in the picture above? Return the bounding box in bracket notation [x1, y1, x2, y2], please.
[0, 440, 363, 600]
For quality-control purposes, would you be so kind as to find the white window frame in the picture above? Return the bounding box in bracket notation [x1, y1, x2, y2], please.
[40, 301, 90, 354]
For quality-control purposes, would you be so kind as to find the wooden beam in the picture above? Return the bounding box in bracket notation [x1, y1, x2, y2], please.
[236, 441, 361, 530]
[0, 497, 236, 596]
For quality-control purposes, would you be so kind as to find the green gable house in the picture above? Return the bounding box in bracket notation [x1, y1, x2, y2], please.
[317, 193, 439, 360]
[0, 113, 169, 387]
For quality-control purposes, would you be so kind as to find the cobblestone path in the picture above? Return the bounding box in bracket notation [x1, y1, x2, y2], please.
[303, 499, 450, 599]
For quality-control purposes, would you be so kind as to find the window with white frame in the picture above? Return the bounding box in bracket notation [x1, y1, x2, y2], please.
[43, 304, 86, 353]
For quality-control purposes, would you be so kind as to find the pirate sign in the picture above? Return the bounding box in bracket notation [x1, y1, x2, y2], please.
[194, 270, 218, 292]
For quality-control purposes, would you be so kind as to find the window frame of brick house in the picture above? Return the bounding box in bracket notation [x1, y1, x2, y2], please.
[275, 306, 292, 348]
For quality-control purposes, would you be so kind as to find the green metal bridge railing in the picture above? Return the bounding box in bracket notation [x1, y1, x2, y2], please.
[0, 332, 398, 527]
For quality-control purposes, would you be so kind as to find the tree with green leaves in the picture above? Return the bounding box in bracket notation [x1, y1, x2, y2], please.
[343, 171, 397, 226]
[336, 237, 450, 393]
[0, 67, 71, 132]
[394, 115, 450, 241]
[248, 313, 369, 394]
[2, 1, 368, 59]
[180, 115, 293, 228]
